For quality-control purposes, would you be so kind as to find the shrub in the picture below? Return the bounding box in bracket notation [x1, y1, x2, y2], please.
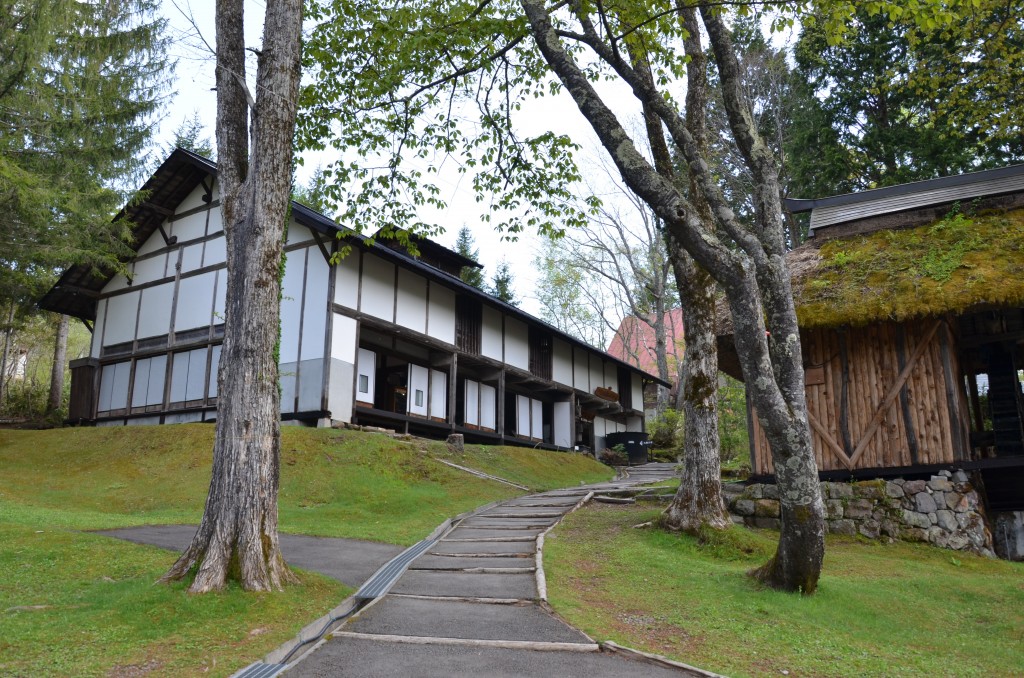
[647, 408, 683, 448]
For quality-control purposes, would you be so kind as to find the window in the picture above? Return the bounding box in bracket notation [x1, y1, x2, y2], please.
[528, 327, 553, 380]
[456, 296, 482, 354]
[358, 374, 369, 394]
[415, 389, 424, 407]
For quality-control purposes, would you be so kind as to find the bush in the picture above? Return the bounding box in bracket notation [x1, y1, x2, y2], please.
[647, 408, 683, 448]
[598, 444, 628, 467]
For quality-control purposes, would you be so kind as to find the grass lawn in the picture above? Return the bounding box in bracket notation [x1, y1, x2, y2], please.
[545, 503, 1024, 678]
[0, 424, 612, 676]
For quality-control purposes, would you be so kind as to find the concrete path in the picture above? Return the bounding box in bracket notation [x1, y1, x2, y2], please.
[95, 525, 404, 589]
[287, 462, 709, 677]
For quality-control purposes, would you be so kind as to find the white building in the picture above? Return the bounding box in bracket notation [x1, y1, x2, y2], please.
[41, 150, 664, 450]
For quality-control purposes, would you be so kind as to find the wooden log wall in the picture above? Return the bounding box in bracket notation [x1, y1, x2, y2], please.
[751, 317, 973, 475]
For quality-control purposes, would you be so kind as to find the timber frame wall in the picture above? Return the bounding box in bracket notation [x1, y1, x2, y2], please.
[749, 317, 973, 476]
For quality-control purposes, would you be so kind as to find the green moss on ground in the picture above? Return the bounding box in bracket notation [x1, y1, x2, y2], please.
[795, 207, 1024, 327]
[545, 503, 1024, 678]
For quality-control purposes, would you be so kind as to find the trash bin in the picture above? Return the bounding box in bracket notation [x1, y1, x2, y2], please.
[604, 431, 651, 465]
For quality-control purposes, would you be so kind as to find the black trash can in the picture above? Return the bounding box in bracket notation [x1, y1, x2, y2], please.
[604, 431, 651, 465]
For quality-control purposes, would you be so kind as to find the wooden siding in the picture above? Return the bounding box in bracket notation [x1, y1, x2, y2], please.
[751, 318, 972, 475]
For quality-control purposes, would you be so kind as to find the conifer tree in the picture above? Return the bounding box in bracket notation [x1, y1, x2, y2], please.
[454, 226, 484, 288]
[489, 259, 518, 306]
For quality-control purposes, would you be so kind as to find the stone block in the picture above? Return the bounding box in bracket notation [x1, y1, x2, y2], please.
[733, 499, 755, 517]
[845, 499, 874, 520]
[752, 517, 781, 530]
[903, 510, 932, 529]
[956, 512, 970, 529]
[903, 527, 929, 542]
[928, 512, 938, 525]
[762, 484, 779, 500]
[754, 499, 780, 518]
[935, 510, 957, 531]
[951, 470, 969, 483]
[830, 519, 856, 536]
[939, 470, 952, 478]
[743, 484, 763, 500]
[903, 480, 928, 494]
[931, 491, 945, 511]
[880, 519, 900, 538]
[885, 483, 905, 499]
[914, 492, 938, 513]
[945, 492, 963, 510]
[928, 476, 953, 492]
[825, 499, 844, 520]
[892, 478, 906, 486]
[855, 481, 885, 500]
[947, 532, 970, 550]
[859, 520, 881, 539]
[826, 482, 854, 499]
[928, 527, 951, 548]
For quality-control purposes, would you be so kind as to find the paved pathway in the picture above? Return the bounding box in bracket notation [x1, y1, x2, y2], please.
[287, 462, 707, 677]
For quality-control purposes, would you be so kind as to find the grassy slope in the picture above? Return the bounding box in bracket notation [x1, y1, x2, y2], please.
[545, 504, 1024, 678]
[0, 425, 611, 676]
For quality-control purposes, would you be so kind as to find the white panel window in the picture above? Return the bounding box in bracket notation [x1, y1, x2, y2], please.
[552, 339, 573, 386]
[360, 255, 395, 322]
[426, 284, 456, 344]
[480, 305, 503, 360]
[104, 291, 141, 346]
[301, 248, 329, 361]
[170, 348, 208, 403]
[356, 348, 376, 404]
[531, 398, 543, 440]
[278, 249, 305, 363]
[396, 269, 427, 334]
[137, 283, 173, 339]
[430, 369, 446, 419]
[208, 345, 222, 398]
[98, 361, 131, 412]
[91, 299, 107, 358]
[181, 244, 204, 273]
[408, 363, 429, 417]
[516, 395, 531, 437]
[203, 236, 226, 267]
[504, 317, 529, 370]
[132, 355, 167, 408]
[333, 250, 360, 309]
[553, 401, 572, 448]
[573, 348, 589, 392]
[175, 272, 215, 331]
[480, 384, 496, 430]
[331, 314, 357, 363]
[464, 379, 479, 426]
[133, 254, 168, 285]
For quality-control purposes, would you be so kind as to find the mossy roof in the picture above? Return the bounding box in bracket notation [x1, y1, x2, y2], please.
[790, 206, 1024, 328]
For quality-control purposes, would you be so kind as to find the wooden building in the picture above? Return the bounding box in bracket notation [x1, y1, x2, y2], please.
[717, 164, 1024, 514]
[40, 149, 666, 451]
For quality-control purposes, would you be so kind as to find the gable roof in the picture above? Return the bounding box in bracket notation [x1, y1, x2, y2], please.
[40, 148, 669, 386]
[606, 309, 685, 384]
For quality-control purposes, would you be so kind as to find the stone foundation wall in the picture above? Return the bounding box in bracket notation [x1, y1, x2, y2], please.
[723, 470, 995, 557]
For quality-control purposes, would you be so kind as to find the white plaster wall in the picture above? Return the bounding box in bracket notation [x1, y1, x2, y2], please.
[175, 272, 216, 332]
[464, 379, 480, 425]
[297, 359, 323, 411]
[516, 395, 530, 437]
[279, 249, 305, 364]
[430, 369, 446, 419]
[481, 305, 503, 360]
[593, 416, 608, 451]
[426, 284, 456, 345]
[408, 364, 429, 417]
[604, 361, 618, 393]
[531, 398, 543, 439]
[133, 253, 168, 284]
[553, 401, 572, 448]
[209, 345, 222, 398]
[360, 254, 395, 322]
[504, 317, 529, 370]
[104, 291, 140, 346]
[203, 234, 226, 267]
[334, 249, 360, 309]
[136, 226, 165, 257]
[213, 269, 227, 323]
[396, 269, 427, 334]
[206, 204, 222, 233]
[181, 243, 203, 273]
[170, 208, 208, 242]
[286, 222, 313, 246]
[103, 271, 131, 294]
[331, 314, 357, 363]
[589, 354, 606, 392]
[631, 373, 643, 412]
[356, 347, 375, 405]
[573, 348, 589, 392]
[175, 182, 215, 214]
[627, 416, 643, 432]
[552, 339, 573, 387]
[301, 248, 329, 360]
[137, 283, 174, 339]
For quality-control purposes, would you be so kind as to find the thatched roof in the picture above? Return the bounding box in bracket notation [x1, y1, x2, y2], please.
[717, 206, 1024, 335]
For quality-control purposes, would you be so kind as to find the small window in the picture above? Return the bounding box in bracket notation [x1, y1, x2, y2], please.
[415, 389, 424, 407]
[358, 374, 369, 394]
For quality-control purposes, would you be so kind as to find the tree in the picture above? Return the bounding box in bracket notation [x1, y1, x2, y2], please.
[161, 0, 303, 593]
[165, 111, 215, 159]
[300, 0, 964, 593]
[293, 165, 337, 217]
[455, 226, 485, 288]
[535, 239, 610, 349]
[489, 258, 519, 306]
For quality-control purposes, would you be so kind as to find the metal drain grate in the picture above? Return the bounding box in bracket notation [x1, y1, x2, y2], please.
[354, 536, 438, 599]
[234, 661, 285, 678]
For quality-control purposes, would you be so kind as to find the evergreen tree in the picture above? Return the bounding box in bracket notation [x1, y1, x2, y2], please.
[454, 226, 484, 288]
[489, 259, 518, 306]
[292, 165, 336, 217]
[165, 111, 215, 159]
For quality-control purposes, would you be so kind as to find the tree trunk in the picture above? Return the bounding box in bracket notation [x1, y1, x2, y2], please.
[47, 313, 68, 415]
[0, 300, 15, 407]
[520, 0, 824, 592]
[652, 293, 671, 414]
[161, 0, 303, 593]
